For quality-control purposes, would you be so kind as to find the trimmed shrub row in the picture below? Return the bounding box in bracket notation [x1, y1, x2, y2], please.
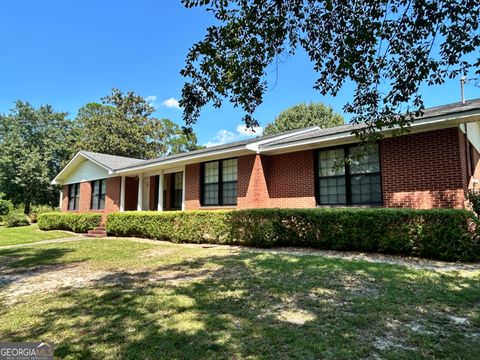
[38, 212, 101, 233]
[107, 208, 480, 262]
[107, 211, 232, 244]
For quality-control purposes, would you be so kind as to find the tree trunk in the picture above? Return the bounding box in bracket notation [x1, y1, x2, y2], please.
[24, 199, 30, 215]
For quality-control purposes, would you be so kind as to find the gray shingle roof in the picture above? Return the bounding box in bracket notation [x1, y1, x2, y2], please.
[80, 151, 147, 170]
[115, 126, 321, 170]
[78, 98, 480, 172]
[259, 98, 480, 148]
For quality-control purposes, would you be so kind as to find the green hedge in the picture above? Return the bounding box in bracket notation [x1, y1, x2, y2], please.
[107, 209, 480, 262]
[107, 211, 232, 244]
[38, 212, 102, 233]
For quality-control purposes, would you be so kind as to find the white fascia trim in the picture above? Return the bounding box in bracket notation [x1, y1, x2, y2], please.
[51, 151, 113, 185]
[258, 111, 480, 153]
[114, 145, 252, 174]
[246, 126, 320, 152]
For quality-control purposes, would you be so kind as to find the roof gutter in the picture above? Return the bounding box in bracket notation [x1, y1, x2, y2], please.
[259, 110, 480, 153]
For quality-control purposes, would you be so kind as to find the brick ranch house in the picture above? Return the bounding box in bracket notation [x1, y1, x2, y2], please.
[53, 99, 480, 217]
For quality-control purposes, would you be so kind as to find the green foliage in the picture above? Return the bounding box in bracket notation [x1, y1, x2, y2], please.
[0, 193, 14, 218]
[466, 190, 480, 216]
[0, 101, 77, 212]
[180, 0, 480, 139]
[264, 103, 344, 135]
[38, 212, 101, 233]
[75, 89, 201, 159]
[107, 211, 232, 244]
[28, 205, 59, 223]
[5, 210, 30, 228]
[107, 209, 480, 262]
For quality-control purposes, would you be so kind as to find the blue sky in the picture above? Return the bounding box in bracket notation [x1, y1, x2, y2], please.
[1, 0, 479, 146]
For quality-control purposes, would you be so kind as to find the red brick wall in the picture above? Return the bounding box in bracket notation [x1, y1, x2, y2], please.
[61, 128, 469, 213]
[185, 151, 316, 210]
[79, 182, 92, 211]
[62, 178, 123, 216]
[380, 127, 465, 209]
[268, 150, 317, 208]
[185, 163, 201, 210]
[105, 177, 121, 213]
[237, 154, 270, 208]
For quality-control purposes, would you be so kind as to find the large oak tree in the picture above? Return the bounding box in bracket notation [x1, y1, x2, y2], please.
[180, 0, 480, 140]
[264, 102, 344, 135]
[0, 101, 77, 212]
[76, 88, 201, 159]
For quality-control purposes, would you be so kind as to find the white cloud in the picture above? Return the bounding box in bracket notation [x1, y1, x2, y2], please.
[205, 124, 263, 147]
[205, 129, 236, 147]
[161, 97, 180, 109]
[236, 124, 264, 136]
[146, 95, 158, 109]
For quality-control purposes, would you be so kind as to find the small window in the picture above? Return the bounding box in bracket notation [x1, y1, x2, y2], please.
[68, 183, 80, 210]
[172, 172, 183, 209]
[317, 144, 382, 206]
[91, 179, 106, 210]
[201, 159, 237, 206]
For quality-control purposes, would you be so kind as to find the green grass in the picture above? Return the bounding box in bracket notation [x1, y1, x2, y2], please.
[0, 224, 74, 246]
[0, 238, 479, 359]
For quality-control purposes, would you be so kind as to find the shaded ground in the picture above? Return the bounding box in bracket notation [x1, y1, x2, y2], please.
[0, 238, 479, 359]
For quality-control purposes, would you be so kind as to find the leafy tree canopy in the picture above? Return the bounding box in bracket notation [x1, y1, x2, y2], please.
[264, 102, 344, 135]
[180, 0, 480, 140]
[0, 101, 77, 212]
[75, 88, 201, 159]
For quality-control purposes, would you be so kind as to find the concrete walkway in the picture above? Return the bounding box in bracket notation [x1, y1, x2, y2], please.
[0, 236, 88, 249]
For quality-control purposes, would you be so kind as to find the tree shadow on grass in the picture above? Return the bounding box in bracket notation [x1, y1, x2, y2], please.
[2, 251, 480, 359]
[0, 247, 79, 290]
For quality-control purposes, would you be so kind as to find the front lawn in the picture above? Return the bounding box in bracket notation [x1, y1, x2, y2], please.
[0, 238, 478, 359]
[0, 224, 74, 246]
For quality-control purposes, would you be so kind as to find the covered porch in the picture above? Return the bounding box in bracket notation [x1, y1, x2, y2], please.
[119, 167, 185, 212]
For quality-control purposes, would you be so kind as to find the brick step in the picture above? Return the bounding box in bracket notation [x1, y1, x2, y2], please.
[87, 228, 107, 237]
[85, 233, 106, 238]
[94, 226, 106, 230]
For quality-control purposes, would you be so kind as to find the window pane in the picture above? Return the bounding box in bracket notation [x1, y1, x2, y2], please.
[222, 159, 237, 182]
[92, 195, 99, 210]
[318, 176, 346, 205]
[350, 144, 380, 174]
[203, 183, 218, 205]
[98, 195, 105, 210]
[351, 174, 382, 204]
[68, 197, 75, 210]
[92, 180, 100, 196]
[69, 184, 79, 210]
[204, 162, 219, 184]
[174, 172, 183, 190]
[173, 190, 182, 208]
[319, 148, 345, 177]
[100, 180, 106, 196]
[222, 181, 237, 205]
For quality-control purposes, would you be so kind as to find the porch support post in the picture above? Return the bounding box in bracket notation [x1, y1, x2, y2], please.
[59, 190, 63, 209]
[120, 176, 126, 212]
[137, 173, 143, 211]
[157, 170, 164, 211]
[181, 167, 186, 211]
